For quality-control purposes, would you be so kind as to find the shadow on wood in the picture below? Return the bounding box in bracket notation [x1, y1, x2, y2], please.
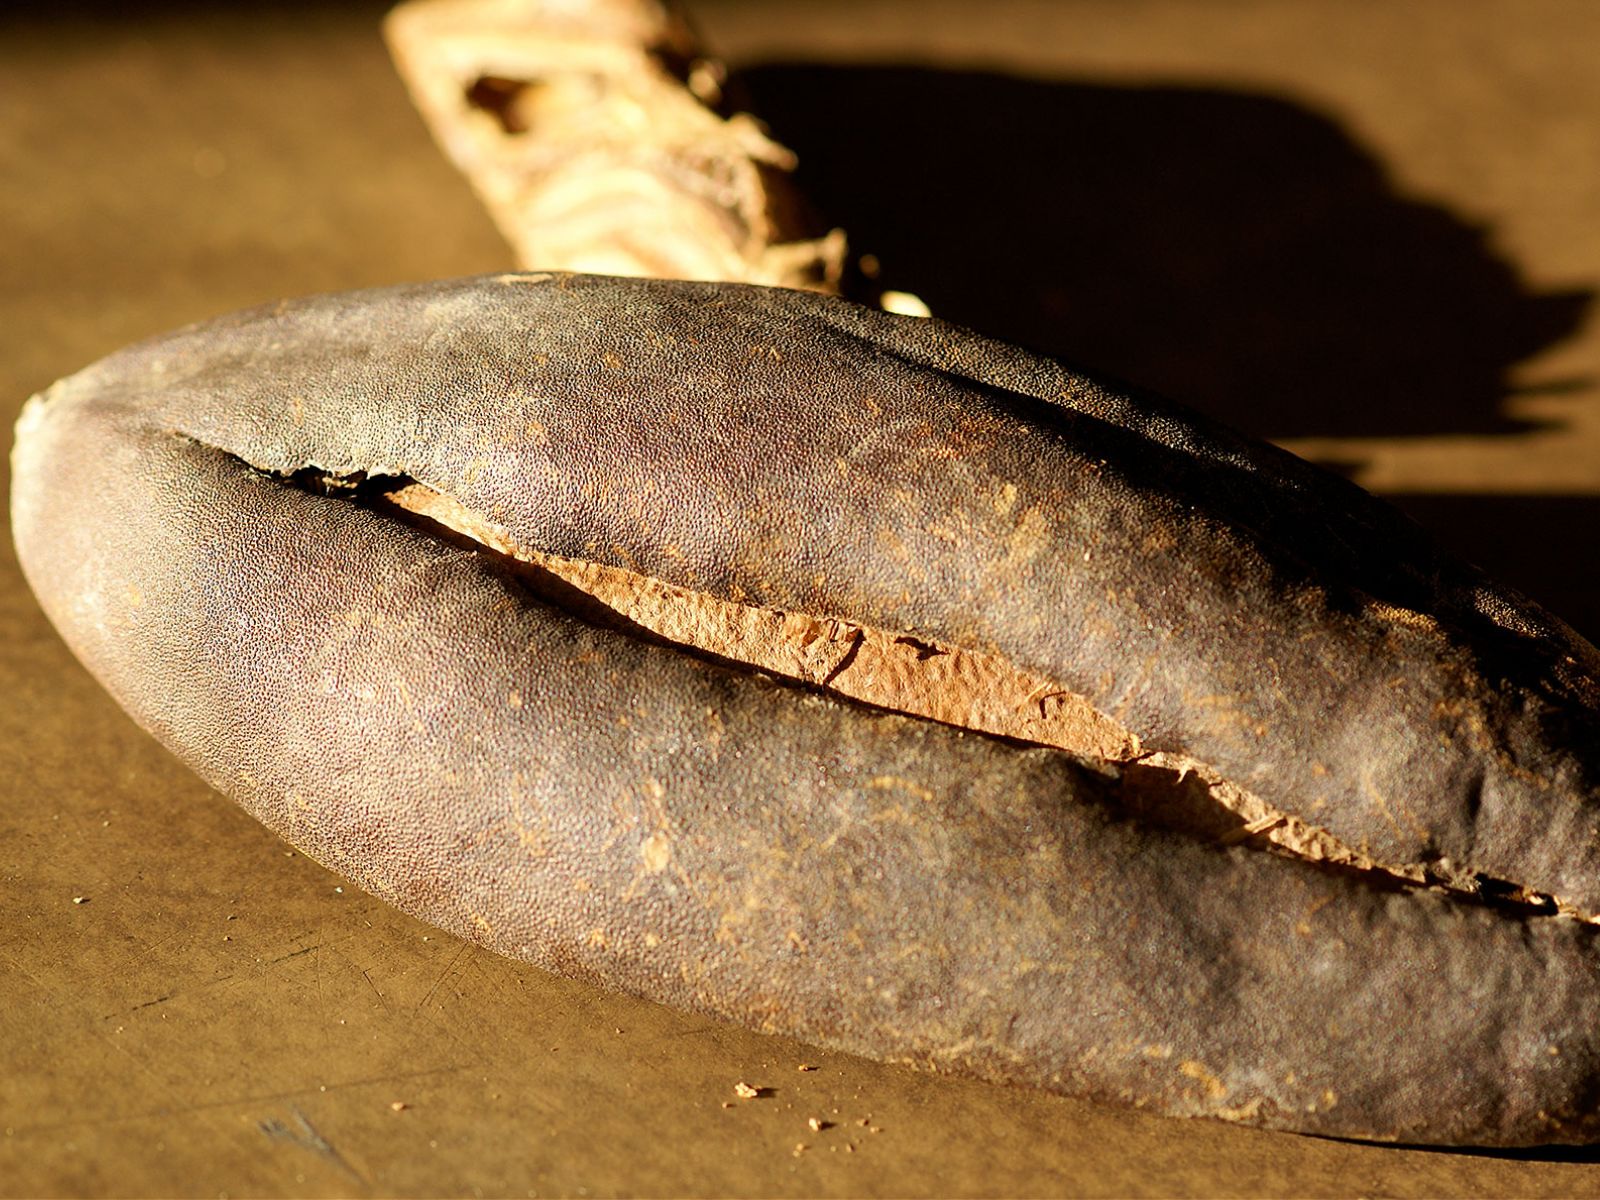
[738, 63, 1592, 443]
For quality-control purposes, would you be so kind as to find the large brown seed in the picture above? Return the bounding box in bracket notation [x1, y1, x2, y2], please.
[12, 272, 1600, 1146]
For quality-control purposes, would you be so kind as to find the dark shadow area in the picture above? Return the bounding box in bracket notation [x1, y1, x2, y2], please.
[1354, 1136, 1600, 1165]
[737, 64, 1592, 442]
[1385, 493, 1600, 645]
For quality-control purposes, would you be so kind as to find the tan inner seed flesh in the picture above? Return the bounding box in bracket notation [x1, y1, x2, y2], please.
[376, 479, 1425, 880]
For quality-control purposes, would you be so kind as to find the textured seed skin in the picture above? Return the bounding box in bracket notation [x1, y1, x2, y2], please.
[12, 273, 1600, 1145]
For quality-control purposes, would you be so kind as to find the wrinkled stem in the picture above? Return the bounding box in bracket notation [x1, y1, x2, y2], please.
[385, 0, 850, 291]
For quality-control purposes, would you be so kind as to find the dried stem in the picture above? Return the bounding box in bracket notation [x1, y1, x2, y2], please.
[385, 0, 849, 290]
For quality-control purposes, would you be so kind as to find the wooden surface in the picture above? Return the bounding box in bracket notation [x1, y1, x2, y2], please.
[4, 1, 1599, 1194]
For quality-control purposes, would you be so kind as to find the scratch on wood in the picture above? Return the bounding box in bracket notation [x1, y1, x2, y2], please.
[258, 1105, 369, 1186]
[266, 942, 323, 966]
[414, 943, 470, 1013]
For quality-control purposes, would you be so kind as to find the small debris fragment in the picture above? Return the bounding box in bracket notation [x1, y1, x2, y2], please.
[720, 1101, 734, 1109]
[792, 1143, 808, 1157]
[390, 1101, 409, 1112]
[796, 1063, 817, 1072]
[72, 896, 88, 905]
[733, 1081, 761, 1099]
[807, 1117, 832, 1132]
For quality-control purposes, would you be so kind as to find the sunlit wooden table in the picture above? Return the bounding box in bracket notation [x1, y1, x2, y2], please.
[4, 2, 1599, 1193]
